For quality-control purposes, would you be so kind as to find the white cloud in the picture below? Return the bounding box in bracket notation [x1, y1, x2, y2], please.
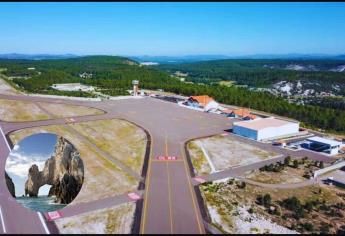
[12, 144, 20, 151]
[5, 150, 49, 178]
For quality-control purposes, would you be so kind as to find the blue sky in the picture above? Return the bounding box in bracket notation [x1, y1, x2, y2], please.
[0, 2, 345, 56]
[5, 133, 57, 196]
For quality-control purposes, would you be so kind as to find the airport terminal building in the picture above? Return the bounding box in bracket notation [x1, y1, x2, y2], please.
[233, 117, 300, 141]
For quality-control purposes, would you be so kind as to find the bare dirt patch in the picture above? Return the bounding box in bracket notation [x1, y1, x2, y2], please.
[37, 102, 104, 118]
[55, 202, 136, 234]
[200, 178, 345, 234]
[0, 99, 103, 122]
[71, 119, 147, 174]
[0, 99, 50, 121]
[245, 158, 321, 184]
[191, 135, 277, 172]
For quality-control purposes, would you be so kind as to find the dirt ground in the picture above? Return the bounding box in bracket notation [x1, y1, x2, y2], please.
[0, 99, 50, 121]
[55, 202, 136, 234]
[245, 158, 320, 184]
[9, 119, 147, 204]
[0, 99, 103, 122]
[71, 119, 147, 174]
[36, 102, 104, 118]
[246, 169, 307, 184]
[200, 179, 345, 234]
[189, 135, 277, 174]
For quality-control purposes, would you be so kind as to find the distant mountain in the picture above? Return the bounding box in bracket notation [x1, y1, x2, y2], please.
[131, 55, 231, 64]
[2, 53, 345, 62]
[131, 53, 345, 63]
[0, 53, 80, 60]
[233, 53, 345, 60]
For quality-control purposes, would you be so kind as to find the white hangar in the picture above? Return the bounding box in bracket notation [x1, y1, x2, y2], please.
[233, 117, 300, 141]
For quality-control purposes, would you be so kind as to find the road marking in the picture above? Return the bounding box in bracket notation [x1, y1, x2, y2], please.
[140, 135, 154, 234]
[0, 206, 6, 233]
[45, 211, 62, 221]
[127, 192, 141, 201]
[165, 132, 174, 233]
[166, 162, 174, 234]
[194, 177, 206, 184]
[165, 133, 168, 156]
[37, 212, 50, 234]
[0, 126, 10, 150]
[180, 143, 204, 234]
[155, 156, 178, 161]
[0, 126, 9, 233]
[2, 91, 56, 236]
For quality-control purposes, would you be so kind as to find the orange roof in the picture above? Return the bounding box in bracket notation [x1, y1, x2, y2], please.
[223, 108, 254, 118]
[233, 108, 250, 117]
[189, 95, 214, 107]
[244, 114, 257, 120]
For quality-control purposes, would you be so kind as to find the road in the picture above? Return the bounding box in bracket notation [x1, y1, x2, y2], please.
[0, 125, 58, 234]
[0, 94, 233, 234]
[56, 190, 144, 220]
[0, 93, 337, 234]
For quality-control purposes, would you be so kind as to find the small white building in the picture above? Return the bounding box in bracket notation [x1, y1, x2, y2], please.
[302, 136, 342, 156]
[51, 83, 95, 92]
[233, 117, 300, 141]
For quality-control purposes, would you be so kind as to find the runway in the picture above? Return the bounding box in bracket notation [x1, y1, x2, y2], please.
[0, 93, 334, 234]
[0, 94, 231, 234]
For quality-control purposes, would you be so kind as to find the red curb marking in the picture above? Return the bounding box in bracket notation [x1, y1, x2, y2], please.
[194, 177, 206, 184]
[45, 210, 63, 221]
[127, 192, 141, 200]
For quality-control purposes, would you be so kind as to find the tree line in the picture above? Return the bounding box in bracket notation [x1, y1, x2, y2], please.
[1, 56, 345, 133]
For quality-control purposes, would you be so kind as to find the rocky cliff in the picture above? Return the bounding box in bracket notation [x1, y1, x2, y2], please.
[25, 136, 84, 204]
[5, 171, 15, 197]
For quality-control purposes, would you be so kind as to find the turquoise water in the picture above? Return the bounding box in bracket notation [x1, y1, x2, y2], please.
[16, 196, 67, 213]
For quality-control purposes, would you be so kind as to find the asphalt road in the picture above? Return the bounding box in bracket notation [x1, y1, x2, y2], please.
[0, 125, 57, 234]
[0, 94, 233, 234]
[0, 93, 336, 234]
[57, 190, 144, 220]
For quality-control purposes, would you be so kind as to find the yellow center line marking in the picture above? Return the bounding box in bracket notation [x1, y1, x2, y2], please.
[180, 142, 205, 234]
[165, 132, 174, 234]
[165, 133, 168, 157]
[166, 162, 174, 234]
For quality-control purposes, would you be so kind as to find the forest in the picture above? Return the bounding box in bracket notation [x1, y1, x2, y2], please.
[157, 59, 345, 89]
[1, 56, 345, 133]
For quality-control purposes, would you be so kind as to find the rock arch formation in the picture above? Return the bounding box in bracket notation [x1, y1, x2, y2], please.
[25, 136, 84, 204]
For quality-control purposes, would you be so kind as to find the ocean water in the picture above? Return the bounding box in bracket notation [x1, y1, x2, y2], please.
[16, 196, 67, 213]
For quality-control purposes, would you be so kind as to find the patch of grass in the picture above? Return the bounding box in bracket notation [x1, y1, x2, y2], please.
[187, 141, 212, 176]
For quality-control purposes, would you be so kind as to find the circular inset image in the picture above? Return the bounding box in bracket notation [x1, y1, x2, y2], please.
[4, 133, 84, 212]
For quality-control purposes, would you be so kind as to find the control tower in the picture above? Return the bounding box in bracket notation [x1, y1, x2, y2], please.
[132, 80, 139, 96]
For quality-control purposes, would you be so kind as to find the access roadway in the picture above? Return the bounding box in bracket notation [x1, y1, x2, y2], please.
[0, 93, 335, 234]
[0, 94, 233, 234]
